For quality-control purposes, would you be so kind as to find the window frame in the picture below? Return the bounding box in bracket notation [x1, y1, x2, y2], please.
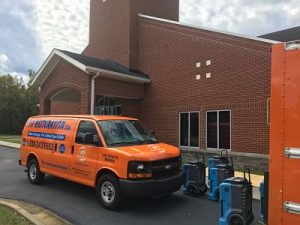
[75, 120, 102, 146]
[206, 110, 231, 151]
[179, 111, 200, 149]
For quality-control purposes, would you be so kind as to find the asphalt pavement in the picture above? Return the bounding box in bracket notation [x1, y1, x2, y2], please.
[0, 146, 261, 225]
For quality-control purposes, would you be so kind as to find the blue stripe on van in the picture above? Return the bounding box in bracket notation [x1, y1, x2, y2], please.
[28, 131, 66, 141]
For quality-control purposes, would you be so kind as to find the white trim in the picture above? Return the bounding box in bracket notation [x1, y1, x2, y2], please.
[139, 14, 281, 45]
[55, 50, 86, 71]
[85, 66, 151, 84]
[179, 111, 200, 148]
[206, 110, 231, 151]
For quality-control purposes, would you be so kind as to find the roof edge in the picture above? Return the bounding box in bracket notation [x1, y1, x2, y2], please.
[139, 14, 281, 45]
[86, 66, 151, 84]
[31, 50, 151, 87]
[31, 49, 88, 87]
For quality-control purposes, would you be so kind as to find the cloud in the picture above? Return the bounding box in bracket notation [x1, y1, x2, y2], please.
[34, 0, 90, 56]
[180, 0, 300, 36]
[0, 0, 43, 76]
[0, 54, 9, 72]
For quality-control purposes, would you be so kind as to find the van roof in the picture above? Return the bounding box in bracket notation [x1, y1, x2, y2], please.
[31, 115, 138, 121]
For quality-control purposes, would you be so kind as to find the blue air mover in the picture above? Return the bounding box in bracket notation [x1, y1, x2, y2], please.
[208, 150, 234, 201]
[219, 169, 254, 225]
[183, 153, 207, 196]
[259, 181, 264, 219]
[259, 172, 269, 225]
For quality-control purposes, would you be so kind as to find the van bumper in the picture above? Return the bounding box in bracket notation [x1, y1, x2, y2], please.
[119, 172, 183, 197]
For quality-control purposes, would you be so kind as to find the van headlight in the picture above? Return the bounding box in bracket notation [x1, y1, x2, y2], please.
[128, 161, 152, 179]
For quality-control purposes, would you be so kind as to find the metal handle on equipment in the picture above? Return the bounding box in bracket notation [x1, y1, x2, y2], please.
[284, 201, 300, 215]
[285, 147, 300, 159]
[244, 168, 251, 184]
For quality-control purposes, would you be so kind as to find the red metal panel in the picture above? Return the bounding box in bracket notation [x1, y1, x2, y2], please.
[282, 48, 300, 225]
[269, 43, 285, 225]
[269, 43, 300, 225]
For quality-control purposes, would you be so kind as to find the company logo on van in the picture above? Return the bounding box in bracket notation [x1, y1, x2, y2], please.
[27, 119, 66, 130]
[77, 146, 87, 161]
[59, 144, 65, 154]
[147, 145, 166, 153]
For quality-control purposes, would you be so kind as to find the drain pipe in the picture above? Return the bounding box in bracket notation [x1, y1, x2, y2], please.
[90, 72, 100, 115]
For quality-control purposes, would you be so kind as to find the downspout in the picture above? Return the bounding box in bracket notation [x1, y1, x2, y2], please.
[90, 72, 100, 115]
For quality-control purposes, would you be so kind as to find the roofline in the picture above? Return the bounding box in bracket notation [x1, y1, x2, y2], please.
[139, 14, 282, 45]
[31, 49, 151, 86]
[86, 66, 151, 84]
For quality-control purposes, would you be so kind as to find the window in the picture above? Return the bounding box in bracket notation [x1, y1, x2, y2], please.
[206, 111, 230, 149]
[98, 120, 158, 147]
[76, 120, 100, 145]
[95, 96, 122, 115]
[179, 112, 199, 147]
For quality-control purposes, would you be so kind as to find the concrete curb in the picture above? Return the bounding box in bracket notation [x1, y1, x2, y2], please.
[0, 141, 20, 149]
[0, 198, 71, 225]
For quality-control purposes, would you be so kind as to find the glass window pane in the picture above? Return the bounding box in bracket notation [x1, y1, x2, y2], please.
[219, 111, 230, 149]
[207, 112, 218, 148]
[180, 113, 189, 146]
[190, 113, 199, 147]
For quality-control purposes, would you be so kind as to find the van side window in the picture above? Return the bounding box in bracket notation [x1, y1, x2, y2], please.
[75, 121, 101, 146]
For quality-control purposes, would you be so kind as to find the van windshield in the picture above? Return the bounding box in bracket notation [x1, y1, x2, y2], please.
[98, 120, 158, 147]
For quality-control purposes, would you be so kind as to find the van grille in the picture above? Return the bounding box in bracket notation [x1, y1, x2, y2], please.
[151, 157, 181, 179]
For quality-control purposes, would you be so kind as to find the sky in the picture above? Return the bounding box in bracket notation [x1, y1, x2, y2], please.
[0, 0, 299, 79]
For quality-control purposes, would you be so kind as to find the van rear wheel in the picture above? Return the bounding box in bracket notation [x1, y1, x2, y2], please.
[27, 158, 45, 185]
[96, 174, 122, 210]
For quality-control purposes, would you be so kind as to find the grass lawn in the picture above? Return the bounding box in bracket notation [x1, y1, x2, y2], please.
[0, 135, 21, 144]
[0, 204, 33, 225]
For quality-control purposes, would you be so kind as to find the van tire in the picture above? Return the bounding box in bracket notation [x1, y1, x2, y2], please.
[96, 174, 122, 210]
[27, 158, 45, 185]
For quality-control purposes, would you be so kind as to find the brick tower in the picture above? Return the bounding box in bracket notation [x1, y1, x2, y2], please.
[83, 0, 179, 69]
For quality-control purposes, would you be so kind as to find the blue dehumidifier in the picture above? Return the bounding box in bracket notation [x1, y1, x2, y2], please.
[219, 169, 254, 225]
[183, 153, 207, 196]
[208, 151, 234, 201]
[259, 181, 264, 219]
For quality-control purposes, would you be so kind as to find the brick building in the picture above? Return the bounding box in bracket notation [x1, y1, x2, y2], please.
[32, 0, 281, 171]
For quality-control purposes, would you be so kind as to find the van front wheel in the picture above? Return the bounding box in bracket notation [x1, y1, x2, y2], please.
[96, 174, 122, 210]
[27, 158, 45, 185]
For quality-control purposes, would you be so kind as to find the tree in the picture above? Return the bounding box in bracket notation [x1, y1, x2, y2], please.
[0, 71, 39, 134]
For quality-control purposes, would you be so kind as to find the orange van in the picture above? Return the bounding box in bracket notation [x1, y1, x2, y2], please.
[19, 115, 183, 209]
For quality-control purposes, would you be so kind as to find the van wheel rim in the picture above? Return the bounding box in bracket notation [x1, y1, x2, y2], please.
[29, 164, 37, 180]
[101, 181, 115, 204]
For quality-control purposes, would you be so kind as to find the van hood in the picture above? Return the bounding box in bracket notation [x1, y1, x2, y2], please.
[112, 142, 180, 161]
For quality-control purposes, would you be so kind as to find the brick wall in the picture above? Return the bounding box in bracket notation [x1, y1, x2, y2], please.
[40, 60, 91, 115]
[50, 101, 81, 115]
[83, 0, 179, 69]
[137, 17, 272, 154]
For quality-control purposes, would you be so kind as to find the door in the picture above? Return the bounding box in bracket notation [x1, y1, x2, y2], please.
[282, 46, 300, 225]
[269, 43, 300, 225]
[70, 120, 101, 186]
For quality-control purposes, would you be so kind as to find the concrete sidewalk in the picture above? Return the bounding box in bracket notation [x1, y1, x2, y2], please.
[0, 198, 71, 225]
[0, 141, 20, 149]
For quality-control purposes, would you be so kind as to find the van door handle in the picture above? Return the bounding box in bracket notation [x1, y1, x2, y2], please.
[71, 145, 74, 154]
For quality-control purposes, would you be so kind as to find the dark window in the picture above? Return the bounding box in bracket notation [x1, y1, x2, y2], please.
[180, 113, 189, 146]
[75, 121, 99, 145]
[180, 112, 199, 147]
[206, 111, 231, 149]
[207, 112, 218, 148]
[190, 113, 199, 147]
